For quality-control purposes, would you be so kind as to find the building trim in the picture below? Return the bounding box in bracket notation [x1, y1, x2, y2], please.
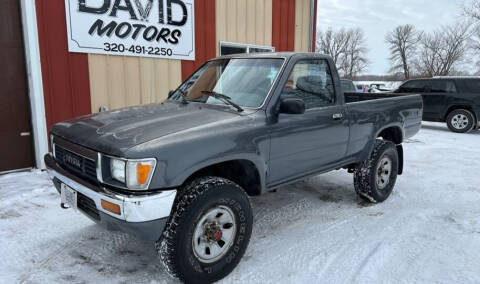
[309, 0, 315, 52]
[312, 0, 318, 52]
[20, 0, 48, 169]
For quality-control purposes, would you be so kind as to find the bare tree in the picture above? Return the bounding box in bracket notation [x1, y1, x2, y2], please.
[385, 25, 421, 79]
[316, 27, 369, 79]
[465, 0, 480, 21]
[414, 23, 472, 76]
[466, 1, 480, 73]
[316, 28, 350, 71]
[341, 28, 369, 79]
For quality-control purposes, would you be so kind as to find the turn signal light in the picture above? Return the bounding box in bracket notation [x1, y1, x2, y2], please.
[137, 164, 151, 185]
[101, 199, 121, 215]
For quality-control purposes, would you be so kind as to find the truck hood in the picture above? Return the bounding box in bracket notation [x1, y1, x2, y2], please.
[51, 101, 248, 156]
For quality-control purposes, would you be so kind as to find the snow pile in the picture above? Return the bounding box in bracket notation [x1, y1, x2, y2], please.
[1, 122, 480, 283]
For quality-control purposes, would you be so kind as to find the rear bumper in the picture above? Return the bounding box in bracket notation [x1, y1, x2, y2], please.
[45, 154, 176, 241]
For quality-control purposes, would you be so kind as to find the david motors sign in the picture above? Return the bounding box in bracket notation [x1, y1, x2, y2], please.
[65, 0, 195, 60]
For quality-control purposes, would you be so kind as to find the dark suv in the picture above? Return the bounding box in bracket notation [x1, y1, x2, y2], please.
[395, 77, 480, 133]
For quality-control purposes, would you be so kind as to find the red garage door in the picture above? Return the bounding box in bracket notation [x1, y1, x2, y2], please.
[0, 0, 34, 172]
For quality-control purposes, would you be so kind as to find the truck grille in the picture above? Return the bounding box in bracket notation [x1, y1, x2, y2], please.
[55, 145, 98, 183]
[77, 192, 100, 221]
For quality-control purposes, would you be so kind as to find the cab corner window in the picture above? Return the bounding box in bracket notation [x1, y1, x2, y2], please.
[281, 60, 335, 109]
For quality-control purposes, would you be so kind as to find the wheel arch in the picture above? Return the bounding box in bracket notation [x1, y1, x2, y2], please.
[444, 105, 477, 122]
[376, 125, 404, 145]
[369, 126, 404, 175]
[376, 126, 404, 175]
[178, 158, 264, 196]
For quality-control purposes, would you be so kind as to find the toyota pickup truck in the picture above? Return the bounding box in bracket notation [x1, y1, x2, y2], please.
[45, 53, 423, 283]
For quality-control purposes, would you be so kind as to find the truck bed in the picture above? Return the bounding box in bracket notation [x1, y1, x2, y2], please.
[342, 92, 423, 161]
[344, 92, 410, 103]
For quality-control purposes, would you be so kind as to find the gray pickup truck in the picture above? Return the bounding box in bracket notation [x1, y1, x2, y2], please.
[45, 53, 423, 283]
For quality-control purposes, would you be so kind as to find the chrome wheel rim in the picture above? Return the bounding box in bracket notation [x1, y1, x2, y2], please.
[192, 205, 237, 263]
[451, 114, 469, 130]
[376, 156, 392, 190]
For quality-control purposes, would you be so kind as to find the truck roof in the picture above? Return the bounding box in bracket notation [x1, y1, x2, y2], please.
[212, 52, 333, 61]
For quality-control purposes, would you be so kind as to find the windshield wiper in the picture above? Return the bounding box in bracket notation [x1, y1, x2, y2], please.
[201, 91, 244, 112]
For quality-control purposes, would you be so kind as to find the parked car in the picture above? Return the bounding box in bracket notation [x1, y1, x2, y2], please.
[356, 84, 366, 92]
[340, 79, 358, 93]
[45, 53, 423, 283]
[395, 77, 480, 133]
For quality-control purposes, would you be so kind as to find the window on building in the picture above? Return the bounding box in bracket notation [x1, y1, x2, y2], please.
[280, 60, 335, 109]
[219, 42, 274, 56]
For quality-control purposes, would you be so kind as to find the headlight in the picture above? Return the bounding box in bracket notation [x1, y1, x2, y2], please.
[110, 158, 126, 183]
[109, 158, 156, 190]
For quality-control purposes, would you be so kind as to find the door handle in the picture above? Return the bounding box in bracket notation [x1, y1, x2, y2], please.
[332, 113, 343, 120]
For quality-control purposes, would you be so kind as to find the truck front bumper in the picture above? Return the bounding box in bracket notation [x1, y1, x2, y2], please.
[45, 154, 176, 241]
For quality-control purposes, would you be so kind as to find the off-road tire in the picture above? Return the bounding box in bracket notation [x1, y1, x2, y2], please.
[354, 140, 399, 203]
[156, 177, 253, 284]
[446, 109, 475, 133]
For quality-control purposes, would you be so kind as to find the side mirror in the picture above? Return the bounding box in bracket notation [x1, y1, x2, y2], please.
[280, 98, 305, 114]
[168, 90, 175, 98]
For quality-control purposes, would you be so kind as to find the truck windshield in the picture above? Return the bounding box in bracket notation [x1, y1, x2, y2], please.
[169, 58, 284, 108]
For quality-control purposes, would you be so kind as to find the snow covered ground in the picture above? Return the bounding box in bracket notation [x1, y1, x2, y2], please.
[1, 122, 480, 284]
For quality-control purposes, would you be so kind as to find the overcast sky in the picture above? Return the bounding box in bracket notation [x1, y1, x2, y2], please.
[316, 0, 469, 75]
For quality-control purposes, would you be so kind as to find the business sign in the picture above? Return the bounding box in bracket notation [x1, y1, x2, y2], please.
[65, 0, 195, 60]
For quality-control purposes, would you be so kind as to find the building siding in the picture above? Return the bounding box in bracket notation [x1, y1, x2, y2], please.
[294, 0, 311, 52]
[35, 0, 91, 129]
[272, 0, 296, 51]
[88, 55, 181, 113]
[181, 0, 216, 80]
[36, 0, 316, 118]
[216, 0, 273, 54]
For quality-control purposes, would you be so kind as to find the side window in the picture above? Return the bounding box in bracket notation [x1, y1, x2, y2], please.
[281, 60, 335, 109]
[430, 80, 457, 93]
[399, 80, 429, 93]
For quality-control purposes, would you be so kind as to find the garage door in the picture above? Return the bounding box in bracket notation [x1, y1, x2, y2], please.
[0, 0, 34, 172]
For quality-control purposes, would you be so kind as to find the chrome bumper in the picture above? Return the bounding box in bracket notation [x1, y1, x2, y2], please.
[46, 154, 177, 223]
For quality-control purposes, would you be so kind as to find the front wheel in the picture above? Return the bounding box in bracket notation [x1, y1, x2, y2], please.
[354, 140, 399, 203]
[446, 109, 475, 133]
[156, 177, 253, 284]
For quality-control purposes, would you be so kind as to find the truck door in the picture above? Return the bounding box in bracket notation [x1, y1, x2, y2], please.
[268, 59, 349, 186]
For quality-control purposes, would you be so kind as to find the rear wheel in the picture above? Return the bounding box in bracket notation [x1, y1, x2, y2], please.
[446, 109, 475, 133]
[156, 177, 253, 284]
[354, 140, 399, 203]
